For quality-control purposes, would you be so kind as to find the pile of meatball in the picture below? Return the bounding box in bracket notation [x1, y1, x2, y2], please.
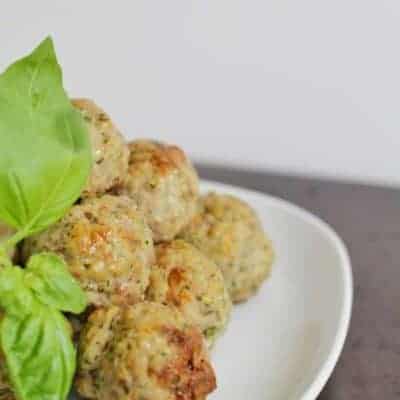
[1, 99, 275, 400]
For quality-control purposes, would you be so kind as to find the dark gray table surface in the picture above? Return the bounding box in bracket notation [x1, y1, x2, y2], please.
[197, 164, 400, 400]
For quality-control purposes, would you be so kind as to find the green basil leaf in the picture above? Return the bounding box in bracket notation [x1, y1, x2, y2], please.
[0, 267, 36, 316]
[0, 248, 11, 268]
[1, 306, 75, 400]
[0, 37, 92, 238]
[26, 253, 87, 314]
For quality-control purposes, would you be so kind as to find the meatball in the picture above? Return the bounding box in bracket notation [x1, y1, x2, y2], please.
[76, 302, 216, 400]
[180, 193, 275, 303]
[22, 195, 154, 307]
[147, 240, 231, 347]
[124, 140, 199, 242]
[72, 99, 129, 198]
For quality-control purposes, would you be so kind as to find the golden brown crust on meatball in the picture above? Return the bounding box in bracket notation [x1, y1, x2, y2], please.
[22, 195, 155, 307]
[180, 193, 275, 303]
[124, 140, 199, 242]
[155, 326, 216, 400]
[72, 99, 129, 198]
[147, 240, 231, 347]
[76, 303, 216, 400]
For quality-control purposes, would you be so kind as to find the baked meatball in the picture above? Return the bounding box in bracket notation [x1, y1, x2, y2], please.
[22, 195, 154, 307]
[76, 302, 216, 400]
[147, 240, 231, 347]
[180, 193, 275, 303]
[125, 140, 199, 242]
[72, 99, 129, 198]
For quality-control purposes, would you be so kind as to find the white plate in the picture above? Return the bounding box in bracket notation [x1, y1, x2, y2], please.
[72, 180, 353, 400]
[202, 180, 353, 400]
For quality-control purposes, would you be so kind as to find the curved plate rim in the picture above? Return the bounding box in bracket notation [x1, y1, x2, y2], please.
[200, 179, 353, 400]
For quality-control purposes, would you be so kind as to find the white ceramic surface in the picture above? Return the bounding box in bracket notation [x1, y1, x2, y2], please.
[72, 180, 353, 400]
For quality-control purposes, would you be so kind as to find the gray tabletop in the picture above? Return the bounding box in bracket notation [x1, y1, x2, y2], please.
[197, 164, 400, 400]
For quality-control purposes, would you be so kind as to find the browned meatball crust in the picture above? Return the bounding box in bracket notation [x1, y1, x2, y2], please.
[124, 140, 199, 242]
[147, 240, 231, 347]
[22, 195, 154, 307]
[76, 303, 216, 400]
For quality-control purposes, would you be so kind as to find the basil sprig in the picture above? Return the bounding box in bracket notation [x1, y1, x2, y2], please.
[0, 37, 92, 400]
[0, 37, 91, 248]
[0, 258, 84, 400]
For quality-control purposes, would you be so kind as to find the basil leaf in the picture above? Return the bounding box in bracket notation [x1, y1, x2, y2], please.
[1, 306, 75, 400]
[26, 253, 87, 314]
[0, 248, 11, 268]
[0, 263, 82, 400]
[0, 37, 91, 239]
[0, 267, 36, 316]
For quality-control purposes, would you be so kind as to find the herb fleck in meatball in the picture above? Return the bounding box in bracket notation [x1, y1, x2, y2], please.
[76, 302, 216, 400]
[125, 140, 199, 242]
[180, 193, 275, 303]
[22, 195, 154, 307]
[72, 99, 129, 198]
[147, 240, 231, 347]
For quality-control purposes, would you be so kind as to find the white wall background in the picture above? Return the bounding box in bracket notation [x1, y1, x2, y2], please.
[1, 1, 399, 185]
